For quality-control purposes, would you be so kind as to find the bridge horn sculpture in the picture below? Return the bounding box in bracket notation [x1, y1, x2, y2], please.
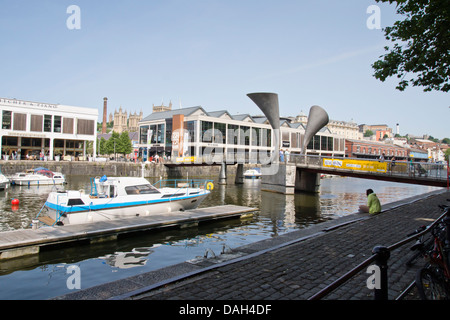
[247, 92, 280, 175]
[301, 105, 329, 155]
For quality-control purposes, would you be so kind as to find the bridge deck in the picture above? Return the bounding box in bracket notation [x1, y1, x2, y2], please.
[297, 164, 448, 188]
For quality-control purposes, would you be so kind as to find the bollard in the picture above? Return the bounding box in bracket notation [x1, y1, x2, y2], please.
[372, 246, 390, 300]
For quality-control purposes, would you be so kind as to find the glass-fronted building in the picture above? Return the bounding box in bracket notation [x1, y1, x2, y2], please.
[0, 97, 98, 160]
[137, 106, 346, 163]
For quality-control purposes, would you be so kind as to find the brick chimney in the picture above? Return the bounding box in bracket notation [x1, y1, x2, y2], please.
[102, 97, 108, 134]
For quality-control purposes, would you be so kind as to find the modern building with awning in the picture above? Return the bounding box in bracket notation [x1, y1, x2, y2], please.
[0, 97, 98, 161]
[137, 106, 346, 163]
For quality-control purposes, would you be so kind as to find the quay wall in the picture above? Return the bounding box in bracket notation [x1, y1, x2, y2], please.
[0, 160, 257, 179]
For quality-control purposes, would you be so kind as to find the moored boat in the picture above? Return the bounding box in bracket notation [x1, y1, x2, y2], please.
[10, 167, 66, 186]
[243, 168, 261, 179]
[37, 176, 213, 226]
[0, 167, 9, 190]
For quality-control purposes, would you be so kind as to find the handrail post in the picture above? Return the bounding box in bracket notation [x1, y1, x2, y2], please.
[372, 246, 390, 300]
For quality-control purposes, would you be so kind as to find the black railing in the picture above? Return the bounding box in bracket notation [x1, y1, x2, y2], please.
[308, 209, 449, 300]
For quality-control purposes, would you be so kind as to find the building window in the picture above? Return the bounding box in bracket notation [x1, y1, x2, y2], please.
[214, 122, 226, 144]
[240, 126, 250, 146]
[30, 114, 43, 132]
[201, 121, 213, 142]
[54, 116, 62, 133]
[13, 113, 26, 131]
[140, 126, 149, 144]
[63, 118, 74, 134]
[252, 127, 260, 146]
[2, 111, 11, 129]
[166, 120, 173, 146]
[44, 115, 52, 132]
[77, 119, 95, 135]
[227, 124, 239, 145]
[156, 123, 165, 144]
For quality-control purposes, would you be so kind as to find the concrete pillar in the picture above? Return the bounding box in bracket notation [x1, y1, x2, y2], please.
[219, 162, 227, 185]
[295, 168, 320, 193]
[261, 164, 296, 194]
[235, 163, 244, 184]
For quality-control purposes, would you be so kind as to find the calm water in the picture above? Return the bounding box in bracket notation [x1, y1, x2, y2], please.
[0, 175, 441, 299]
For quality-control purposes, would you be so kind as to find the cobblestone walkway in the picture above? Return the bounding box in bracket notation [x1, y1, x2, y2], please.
[132, 191, 449, 300]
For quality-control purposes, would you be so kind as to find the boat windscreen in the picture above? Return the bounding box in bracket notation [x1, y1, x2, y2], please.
[125, 184, 160, 195]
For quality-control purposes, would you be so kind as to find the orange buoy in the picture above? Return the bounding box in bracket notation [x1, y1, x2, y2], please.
[11, 198, 19, 205]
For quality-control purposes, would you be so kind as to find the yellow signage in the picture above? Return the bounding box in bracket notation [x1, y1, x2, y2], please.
[323, 158, 387, 173]
[175, 156, 197, 163]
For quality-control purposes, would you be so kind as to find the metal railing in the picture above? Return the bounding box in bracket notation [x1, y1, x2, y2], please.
[308, 208, 450, 300]
[288, 154, 449, 182]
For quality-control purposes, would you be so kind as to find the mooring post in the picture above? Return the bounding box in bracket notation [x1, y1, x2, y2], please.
[372, 246, 390, 300]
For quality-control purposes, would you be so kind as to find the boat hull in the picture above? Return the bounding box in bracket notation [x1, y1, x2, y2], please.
[11, 178, 65, 186]
[43, 192, 210, 225]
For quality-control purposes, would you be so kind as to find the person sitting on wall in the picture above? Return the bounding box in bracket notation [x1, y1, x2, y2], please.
[359, 189, 382, 215]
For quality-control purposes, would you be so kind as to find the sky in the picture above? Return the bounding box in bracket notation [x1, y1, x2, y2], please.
[0, 0, 448, 139]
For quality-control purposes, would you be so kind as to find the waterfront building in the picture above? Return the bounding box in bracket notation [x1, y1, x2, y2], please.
[137, 106, 346, 162]
[0, 97, 98, 161]
[322, 119, 362, 140]
[358, 124, 393, 141]
[345, 139, 408, 160]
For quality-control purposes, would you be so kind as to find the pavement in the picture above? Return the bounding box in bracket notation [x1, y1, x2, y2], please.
[54, 188, 449, 301]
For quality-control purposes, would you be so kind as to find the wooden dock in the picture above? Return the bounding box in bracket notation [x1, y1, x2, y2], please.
[0, 205, 257, 260]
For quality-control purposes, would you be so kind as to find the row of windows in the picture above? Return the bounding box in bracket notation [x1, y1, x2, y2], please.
[353, 145, 406, 157]
[139, 120, 345, 153]
[140, 121, 273, 147]
[1, 110, 95, 135]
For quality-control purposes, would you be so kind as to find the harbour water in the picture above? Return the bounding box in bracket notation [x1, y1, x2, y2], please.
[0, 175, 441, 299]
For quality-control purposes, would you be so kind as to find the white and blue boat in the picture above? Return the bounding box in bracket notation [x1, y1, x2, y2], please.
[243, 168, 261, 179]
[38, 176, 213, 226]
[10, 167, 65, 186]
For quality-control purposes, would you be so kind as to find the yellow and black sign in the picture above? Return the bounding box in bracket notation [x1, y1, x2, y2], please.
[323, 158, 387, 173]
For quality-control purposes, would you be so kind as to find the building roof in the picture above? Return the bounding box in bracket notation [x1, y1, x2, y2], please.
[140, 106, 207, 122]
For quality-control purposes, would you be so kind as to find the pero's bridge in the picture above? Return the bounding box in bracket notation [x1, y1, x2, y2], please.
[283, 155, 449, 193]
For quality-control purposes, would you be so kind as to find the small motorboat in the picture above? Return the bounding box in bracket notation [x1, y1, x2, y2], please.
[0, 167, 9, 190]
[37, 176, 213, 226]
[244, 168, 261, 179]
[10, 167, 66, 186]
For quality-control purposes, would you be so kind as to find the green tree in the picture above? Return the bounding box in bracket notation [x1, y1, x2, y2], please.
[441, 137, 450, 144]
[106, 131, 120, 156]
[444, 149, 450, 162]
[364, 130, 374, 137]
[97, 137, 108, 155]
[372, 0, 450, 92]
[117, 131, 133, 156]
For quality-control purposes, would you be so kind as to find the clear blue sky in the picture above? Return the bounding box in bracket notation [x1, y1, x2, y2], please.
[0, 0, 448, 138]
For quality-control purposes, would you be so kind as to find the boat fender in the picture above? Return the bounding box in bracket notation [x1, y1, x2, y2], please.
[206, 182, 214, 191]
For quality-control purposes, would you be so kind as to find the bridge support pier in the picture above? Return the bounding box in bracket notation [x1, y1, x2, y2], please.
[261, 164, 296, 194]
[219, 162, 227, 185]
[235, 163, 244, 184]
[261, 164, 320, 194]
[295, 168, 320, 193]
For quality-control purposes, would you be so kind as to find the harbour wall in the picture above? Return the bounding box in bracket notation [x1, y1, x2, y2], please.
[0, 160, 258, 180]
